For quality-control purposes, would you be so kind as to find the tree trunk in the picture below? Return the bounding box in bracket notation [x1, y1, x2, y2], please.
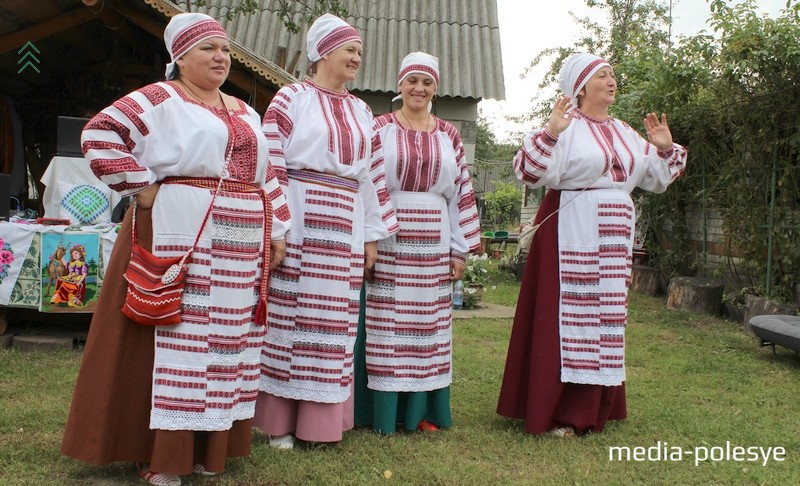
[631, 264, 661, 296]
[666, 277, 723, 316]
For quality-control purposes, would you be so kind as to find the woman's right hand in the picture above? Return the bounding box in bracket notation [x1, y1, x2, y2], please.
[135, 183, 160, 209]
[545, 96, 574, 137]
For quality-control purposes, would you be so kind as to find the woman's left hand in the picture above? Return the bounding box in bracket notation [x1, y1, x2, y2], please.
[643, 112, 673, 151]
[270, 240, 286, 270]
[450, 260, 466, 281]
[364, 241, 378, 281]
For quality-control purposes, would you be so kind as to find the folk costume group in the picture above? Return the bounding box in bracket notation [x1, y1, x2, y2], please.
[60, 11, 685, 486]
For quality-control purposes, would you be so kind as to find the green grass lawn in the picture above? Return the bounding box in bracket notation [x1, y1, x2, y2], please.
[1, 272, 799, 485]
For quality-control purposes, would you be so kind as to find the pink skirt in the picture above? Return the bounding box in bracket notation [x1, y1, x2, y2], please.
[253, 391, 354, 442]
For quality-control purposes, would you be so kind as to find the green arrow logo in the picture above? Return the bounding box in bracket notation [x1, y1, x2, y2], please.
[17, 41, 41, 74]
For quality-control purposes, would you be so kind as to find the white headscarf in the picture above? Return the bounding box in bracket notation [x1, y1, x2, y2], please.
[397, 51, 439, 86]
[558, 53, 611, 106]
[163, 13, 228, 78]
[392, 52, 439, 108]
[306, 13, 361, 62]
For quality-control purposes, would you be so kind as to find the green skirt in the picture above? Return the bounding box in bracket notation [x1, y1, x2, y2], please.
[354, 287, 452, 434]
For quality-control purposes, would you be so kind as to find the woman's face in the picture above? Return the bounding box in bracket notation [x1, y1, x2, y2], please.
[323, 41, 363, 83]
[400, 74, 436, 113]
[177, 36, 231, 89]
[579, 66, 616, 109]
[71, 250, 80, 261]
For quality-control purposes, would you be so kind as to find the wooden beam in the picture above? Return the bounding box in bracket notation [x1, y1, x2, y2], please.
[105, 0, 167, 39]
[95, 5, 142, 48]
[1, 0, 63, 22]
[0, 7, 98, 55]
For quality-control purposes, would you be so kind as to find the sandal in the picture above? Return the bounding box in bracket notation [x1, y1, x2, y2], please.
[547, 426, 576, 438]
[138, 463, 181, 486]
[192, 464, 218, 476]
[417, 420, 439, 432]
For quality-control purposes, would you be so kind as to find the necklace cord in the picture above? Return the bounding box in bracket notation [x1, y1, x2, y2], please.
[399, 107, 431, 132]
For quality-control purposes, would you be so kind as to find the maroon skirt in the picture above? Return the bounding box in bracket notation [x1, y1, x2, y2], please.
[496, 189, 626, 435]
[60, 205, 252, 475]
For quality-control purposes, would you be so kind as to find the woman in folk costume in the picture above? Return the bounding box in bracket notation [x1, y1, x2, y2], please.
[496, 53, 687, 436]
[61, 13, 290, 485]
[50, 244, 88, 307]
[254, 14, 398, 448]
[353, 52, 480, 434]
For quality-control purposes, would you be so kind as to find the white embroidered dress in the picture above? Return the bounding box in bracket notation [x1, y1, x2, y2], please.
[260, 80, 398, 404]
[364, 114, 481, 392]
[82, 81, 290, 431]
[514, 109, 687, 386]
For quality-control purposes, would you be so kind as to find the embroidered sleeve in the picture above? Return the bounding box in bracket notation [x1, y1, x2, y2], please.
[445, 124, 480, 254]
[261, 87, 293, 194]
[513, 127, 562, 188]
[361, 119, 398, 242]
[81, 85, 165, 196]
[639, 140, 688, 193]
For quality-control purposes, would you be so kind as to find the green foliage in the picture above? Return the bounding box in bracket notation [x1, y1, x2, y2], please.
[475, 114, 519, 162]
[523, 0, 800, 302]
[482, 181, 522, 229]
[192, 0, 349, 32]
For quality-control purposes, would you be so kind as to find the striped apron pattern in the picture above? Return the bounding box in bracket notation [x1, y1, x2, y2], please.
[260, 169, 365, 404]
[557, 189, 633, 386]
[150, 184, 269, 431]
[364, 191, 453, 392]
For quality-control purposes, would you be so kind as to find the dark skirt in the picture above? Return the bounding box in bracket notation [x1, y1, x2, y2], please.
[61, 205, 252, 475]
[496, 189, 627, 435]
[354, 288, 452, 434]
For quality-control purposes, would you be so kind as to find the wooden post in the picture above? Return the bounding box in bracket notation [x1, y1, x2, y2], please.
[666, 277, 724, 316]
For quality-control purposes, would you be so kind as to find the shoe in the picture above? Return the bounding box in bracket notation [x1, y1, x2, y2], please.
[547, 426, 576, 438]
[269, 434, 295, 449]
[192, 464, 218, 476]
[417, 420, 439, 432]
[138, 464, 181, 486]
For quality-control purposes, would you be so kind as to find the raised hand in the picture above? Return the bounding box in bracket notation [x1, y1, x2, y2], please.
[643, 112, 673, 151]
[545, 96, 574, 137]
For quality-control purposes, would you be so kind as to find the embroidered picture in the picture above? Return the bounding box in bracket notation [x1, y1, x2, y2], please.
[0, 237, 15, 285]
[40, 232, 100, 312]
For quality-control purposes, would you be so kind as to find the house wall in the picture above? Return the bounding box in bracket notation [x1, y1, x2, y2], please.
[357, 93, 479, 166]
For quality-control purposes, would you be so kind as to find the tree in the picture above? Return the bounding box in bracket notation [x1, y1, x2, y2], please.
[518, 0, 672, 128]
[519, 0, 800, 299]
[475, 114, 518, 163]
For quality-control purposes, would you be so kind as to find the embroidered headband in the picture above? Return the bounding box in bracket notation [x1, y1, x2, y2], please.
[306, 13, 361, 62]
[558, 53, 611, 106]
[164, 13, 228, 78]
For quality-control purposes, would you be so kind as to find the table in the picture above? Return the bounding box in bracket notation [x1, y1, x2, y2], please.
[0, 220, 118, 314]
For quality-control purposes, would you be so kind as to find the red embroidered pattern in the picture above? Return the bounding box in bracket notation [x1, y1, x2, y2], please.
[171, 20, 227, 59]
[572, 58, 608, 95]
[85, 113, 135, 151]
[316, 25, 360, 57]
[138, 83, 172, 107]
[112, 95, 148, 137]
[399, 64, 439, 85]
[265, 108, 293, 139]
[327, 97, 355, 165]
[226, 106, 258, 181]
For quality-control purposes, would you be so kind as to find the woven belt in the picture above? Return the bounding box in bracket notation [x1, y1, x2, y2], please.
[287, 169, 358, 193]
[160, 176, 273, 325]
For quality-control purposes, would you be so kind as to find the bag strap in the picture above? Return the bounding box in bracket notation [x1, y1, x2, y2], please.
[528, 169, 611, 234]
[130, 93, 236, 260]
